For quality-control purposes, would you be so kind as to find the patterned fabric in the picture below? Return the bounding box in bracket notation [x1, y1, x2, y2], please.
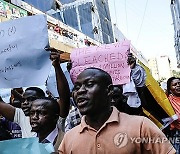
[168, 94, 180, 130]
[65, 107, 82, 132]
[57, 117, 66, 132]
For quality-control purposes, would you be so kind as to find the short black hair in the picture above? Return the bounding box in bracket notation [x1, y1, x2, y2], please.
[167, 77, 180, 96]
[32, 97, 60, 116]
[25, 87, 45, 97]
[84, 67, 112, 87]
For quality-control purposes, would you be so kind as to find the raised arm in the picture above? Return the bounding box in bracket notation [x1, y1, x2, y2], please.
[48, 47, 70, 118]
[0, 96, 15, 121]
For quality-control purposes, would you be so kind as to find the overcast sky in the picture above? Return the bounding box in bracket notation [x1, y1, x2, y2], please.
[108, 0, 178, 69]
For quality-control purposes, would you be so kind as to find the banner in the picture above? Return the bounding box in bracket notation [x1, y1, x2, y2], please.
[0, 15, 51, 88]
[0, 0, 27, 19]
[140, 62, 177, 129]
[70, 40, 131, 85]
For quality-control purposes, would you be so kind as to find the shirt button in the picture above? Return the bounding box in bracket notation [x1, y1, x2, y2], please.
[97, 143, 101, 148]
[97, 134, 100, 137]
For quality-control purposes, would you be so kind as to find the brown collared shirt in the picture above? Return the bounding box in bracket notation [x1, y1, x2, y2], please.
[59, 107, 175, 154]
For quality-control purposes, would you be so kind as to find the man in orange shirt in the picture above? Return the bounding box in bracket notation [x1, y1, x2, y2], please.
[59, 68, 175, 154]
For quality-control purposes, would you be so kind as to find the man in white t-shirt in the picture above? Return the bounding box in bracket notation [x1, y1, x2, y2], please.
[0, 48, 70, 138]
[0, 87, 45, 138]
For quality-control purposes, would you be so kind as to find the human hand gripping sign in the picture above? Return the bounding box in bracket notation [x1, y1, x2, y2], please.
[45, 47, 63, 66]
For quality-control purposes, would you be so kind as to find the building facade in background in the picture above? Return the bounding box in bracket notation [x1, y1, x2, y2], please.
[148, 55, 172, 81]
[5, 0, 101, 61]
[170, 0, 180, 68]
[148, 58, 160, 81]
[17, 0, 114, 44]
[61, 0, 114, 44]
[2, 0, 148, 64]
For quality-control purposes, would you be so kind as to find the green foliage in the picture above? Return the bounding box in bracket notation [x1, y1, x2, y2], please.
[172, 70, 180, 78]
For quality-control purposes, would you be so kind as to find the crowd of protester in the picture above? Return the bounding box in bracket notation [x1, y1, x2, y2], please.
[0, 47, 179, 153]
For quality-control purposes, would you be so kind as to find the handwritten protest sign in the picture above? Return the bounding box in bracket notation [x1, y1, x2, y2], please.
[0, 15, 51, 88]
[46, 62, 74, 97]
[70, 41, 131, 85]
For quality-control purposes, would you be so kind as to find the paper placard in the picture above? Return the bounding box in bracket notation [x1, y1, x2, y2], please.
[70, 41, 131, 85]
[0, 15, 51, 88]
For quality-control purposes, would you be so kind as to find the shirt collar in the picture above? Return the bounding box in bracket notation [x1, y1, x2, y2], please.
[44, 127, 58, 144]
[79, 107, 120, 133]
